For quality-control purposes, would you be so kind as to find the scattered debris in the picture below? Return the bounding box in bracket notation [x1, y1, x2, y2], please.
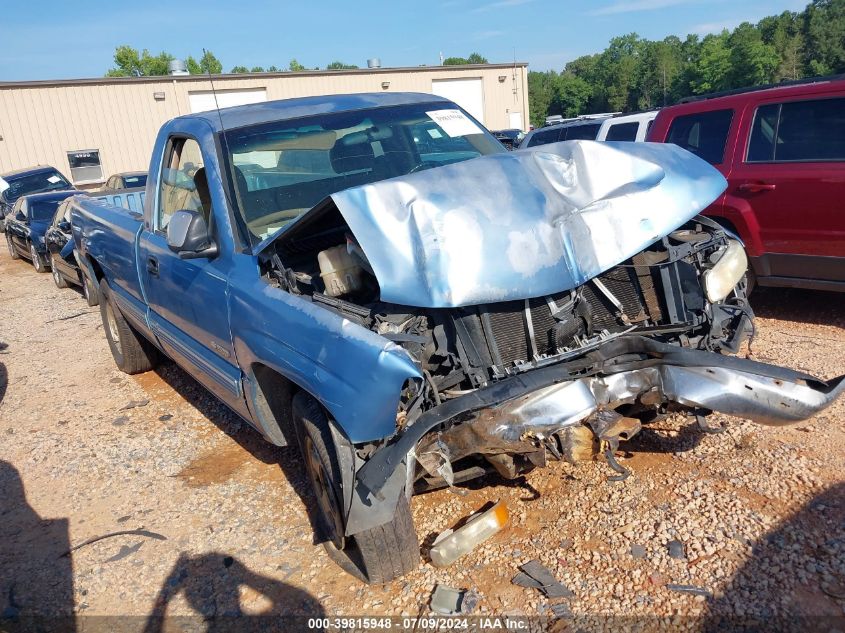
[549, 603, 572, 618]
[667, 539, 686, 559]
[429, 500, 509, 567]
[61, 529, 167, 557]
[666, 583, 713, 598]
[630, 543, 647, 559]
[158, 414, 173, 422]
[103, 541, 143, 563]
[112, 416, 129, 426]
[430, 584, 478, 615]
[115, 515, 131, 524]
[120, 399, 150, 411]
[512, 559, 574, 598]
[45, 311, 88, 324]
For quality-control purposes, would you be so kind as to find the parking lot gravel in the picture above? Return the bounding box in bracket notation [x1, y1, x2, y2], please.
[1, 249, 843, 629]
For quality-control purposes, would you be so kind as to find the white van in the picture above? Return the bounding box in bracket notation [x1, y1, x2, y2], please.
[596, 111, 658, 142]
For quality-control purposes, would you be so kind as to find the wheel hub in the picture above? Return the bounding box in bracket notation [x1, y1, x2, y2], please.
[105, 302, 122, 355]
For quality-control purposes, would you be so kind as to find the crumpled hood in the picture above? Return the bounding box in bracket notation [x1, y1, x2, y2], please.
[282, 140, 727, 308]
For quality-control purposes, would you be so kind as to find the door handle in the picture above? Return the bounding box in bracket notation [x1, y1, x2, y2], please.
[738, 182, 777, 193]
[146, 256, 159, 277]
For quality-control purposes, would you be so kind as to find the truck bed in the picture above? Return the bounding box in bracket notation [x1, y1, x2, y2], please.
[70, 195, 144, 306]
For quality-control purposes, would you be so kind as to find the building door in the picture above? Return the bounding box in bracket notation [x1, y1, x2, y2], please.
[508, 111, 524, 131]
[431, 78, 485, 124]
[188, 88, 267, 114]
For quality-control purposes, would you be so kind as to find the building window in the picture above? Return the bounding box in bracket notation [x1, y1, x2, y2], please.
[67, 150, 104, 184]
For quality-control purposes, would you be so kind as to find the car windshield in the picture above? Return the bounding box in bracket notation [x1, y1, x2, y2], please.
[4, 171, 71, 203]
[123, 174, 147, 188]
[30, 199, 63, 222]
[223, 102, 506, 246]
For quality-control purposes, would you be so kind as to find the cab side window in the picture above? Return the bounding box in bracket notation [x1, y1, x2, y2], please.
[156, 138, 211, 231]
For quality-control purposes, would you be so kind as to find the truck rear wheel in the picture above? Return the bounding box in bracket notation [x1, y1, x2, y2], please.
[99, 279, 159, 374]
[292, 392, 419, 584]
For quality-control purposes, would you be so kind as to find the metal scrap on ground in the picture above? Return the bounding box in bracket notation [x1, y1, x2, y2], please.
[512, 559, 574, 598]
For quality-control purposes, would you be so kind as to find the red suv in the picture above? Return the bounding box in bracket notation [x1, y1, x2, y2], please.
[648, 77, 845, 292]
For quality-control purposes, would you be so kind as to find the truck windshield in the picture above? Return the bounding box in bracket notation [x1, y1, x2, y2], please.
[223, 102, 505, 245]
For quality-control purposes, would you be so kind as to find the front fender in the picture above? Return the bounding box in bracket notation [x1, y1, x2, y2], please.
[229, 275, 422, 444]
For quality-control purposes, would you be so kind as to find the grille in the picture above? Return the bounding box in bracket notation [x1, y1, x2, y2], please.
[479, 265, 654, 369]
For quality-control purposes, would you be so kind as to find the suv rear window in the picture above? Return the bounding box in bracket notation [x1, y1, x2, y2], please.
[564, 123, 602, 141]
[747, 97, 845, 162]
[605, 122, 638, 142]
[527, 128, 561, 147]
[666, 109, 733, 164]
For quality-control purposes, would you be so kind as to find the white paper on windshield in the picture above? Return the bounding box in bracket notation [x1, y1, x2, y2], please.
[426, 109, 483, 137]
[0, 177, 8, 194]
[427, 129, 443, 139]
[47, 175, 62, 184]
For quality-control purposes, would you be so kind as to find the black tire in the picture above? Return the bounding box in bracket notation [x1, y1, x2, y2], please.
[30, 243, 47, 273]
[6, 233, 20, 260]
[292, 392, 419, 584]
[98, 279, 158, 374]
[51, 255, 68, 288]
[82, 272, 99, 306]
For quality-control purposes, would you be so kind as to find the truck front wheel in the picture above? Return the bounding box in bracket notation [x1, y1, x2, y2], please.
[292, 392, 420, 584]
[99, 279, 159, 374]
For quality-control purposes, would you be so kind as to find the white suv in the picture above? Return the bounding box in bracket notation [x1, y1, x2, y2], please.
[596, 111, 658, 142]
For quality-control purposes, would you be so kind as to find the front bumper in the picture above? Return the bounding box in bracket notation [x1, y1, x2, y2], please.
[355, 336, 844, 503]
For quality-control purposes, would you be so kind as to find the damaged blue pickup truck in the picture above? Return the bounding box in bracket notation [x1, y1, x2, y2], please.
[71, 93, 844, 583]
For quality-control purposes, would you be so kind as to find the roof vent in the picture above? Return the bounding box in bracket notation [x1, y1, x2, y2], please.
[168, 59, 189, 76]
[367, 58, 381, 69]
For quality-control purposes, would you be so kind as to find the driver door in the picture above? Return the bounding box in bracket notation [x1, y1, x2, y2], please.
[137, 136, 244, 410]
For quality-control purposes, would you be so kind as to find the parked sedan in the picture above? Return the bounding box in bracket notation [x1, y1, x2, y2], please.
[0, 166, 73, 232]
[103, 171, 147, 191]
[5, 190, 79, 272]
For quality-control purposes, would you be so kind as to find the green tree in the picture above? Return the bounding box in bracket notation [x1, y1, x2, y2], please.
[805, 0, 845, 75]
[326, 61, 359, 70]
[553, 73, 592, 117]
[289, 58, 306, 71]
[198, 50, 223, 74]
[250, 66, 265, 72]
[728, 22, 779, 87]
[527, 71, 556, 127]
[230, 65, 249, 73]
[442, 56, 468, 65]
[466, 53, 489, 64]
[106, 46, 173, 77]
[267, 65, 280, 72]
[688, 31, 732, 93]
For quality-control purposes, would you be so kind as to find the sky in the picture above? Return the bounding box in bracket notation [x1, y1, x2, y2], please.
[0, 0, 811, 81]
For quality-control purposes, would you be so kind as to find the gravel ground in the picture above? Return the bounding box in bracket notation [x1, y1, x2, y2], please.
[0, 249, 843, 630]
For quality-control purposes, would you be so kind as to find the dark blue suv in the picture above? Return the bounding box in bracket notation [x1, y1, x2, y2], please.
[0, 166, 73, 233]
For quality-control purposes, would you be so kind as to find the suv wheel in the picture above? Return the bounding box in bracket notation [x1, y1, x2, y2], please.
[293, 392, 419, 584]
[30, 244, 47, 273]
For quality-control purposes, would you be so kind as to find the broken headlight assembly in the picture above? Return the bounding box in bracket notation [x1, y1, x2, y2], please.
[702, 239, 748, 303]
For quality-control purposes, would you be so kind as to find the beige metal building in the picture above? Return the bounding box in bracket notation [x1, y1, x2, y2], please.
[0, 63, 529, 188]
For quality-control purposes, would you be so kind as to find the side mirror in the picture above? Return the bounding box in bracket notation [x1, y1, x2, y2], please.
[166, 209, 218, 259]
[58, 220, 71, 232]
